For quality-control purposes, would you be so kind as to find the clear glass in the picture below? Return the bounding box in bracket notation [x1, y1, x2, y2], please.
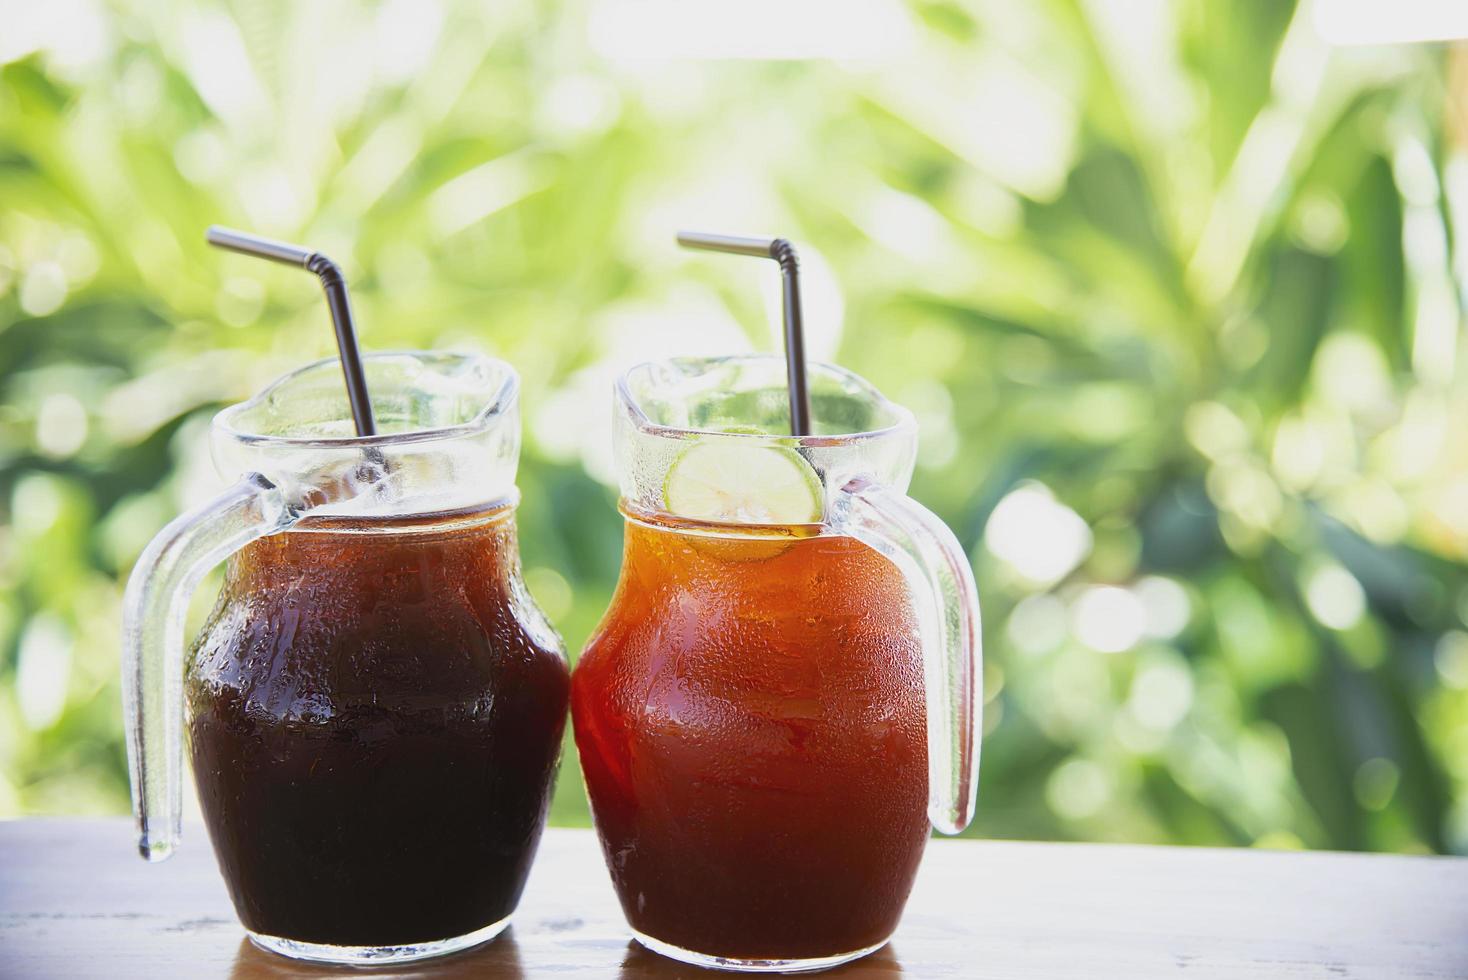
[574, 355, 981, 973]
[121, 351, 569, 964]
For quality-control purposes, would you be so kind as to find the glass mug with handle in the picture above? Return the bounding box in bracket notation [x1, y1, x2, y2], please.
[122, 351, 570, 964]
[572, 355, 981, 972]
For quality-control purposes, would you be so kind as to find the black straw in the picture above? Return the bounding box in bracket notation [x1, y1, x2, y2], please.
[206, 226, 377, 437]
[676, 231, 812, 437]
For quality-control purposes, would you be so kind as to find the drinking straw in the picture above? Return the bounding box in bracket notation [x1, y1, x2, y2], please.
[676, 231, 812, 437]
[206, 226, 378, 437]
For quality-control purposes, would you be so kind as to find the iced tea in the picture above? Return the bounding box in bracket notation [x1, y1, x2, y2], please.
[572, 514, 929, 962]
[188, 506, 570, 948]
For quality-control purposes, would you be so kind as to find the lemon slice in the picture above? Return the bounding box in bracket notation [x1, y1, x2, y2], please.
[663, 440, 823, 525]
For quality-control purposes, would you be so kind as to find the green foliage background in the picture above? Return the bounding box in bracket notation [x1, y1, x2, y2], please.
[2, 1, 1467, 854]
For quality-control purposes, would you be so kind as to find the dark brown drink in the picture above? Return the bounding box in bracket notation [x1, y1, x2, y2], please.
[186, 506, 569, 949]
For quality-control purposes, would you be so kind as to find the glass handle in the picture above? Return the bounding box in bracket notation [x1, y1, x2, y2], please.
[830, 475, 981, 835]
[121, 473, 296, 861]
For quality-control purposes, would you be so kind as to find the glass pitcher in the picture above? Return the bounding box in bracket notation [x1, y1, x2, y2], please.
[122, 352, 570, 965]
[572, 355, 981, 973]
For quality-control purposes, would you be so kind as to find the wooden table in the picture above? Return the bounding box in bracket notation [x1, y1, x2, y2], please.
[2, 820, 1465, 979]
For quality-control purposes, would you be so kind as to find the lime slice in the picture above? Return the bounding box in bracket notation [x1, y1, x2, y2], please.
[663, 441, 823, 525]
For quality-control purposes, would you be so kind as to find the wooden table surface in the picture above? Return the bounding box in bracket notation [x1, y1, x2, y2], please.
[2, 820, 1465, 979]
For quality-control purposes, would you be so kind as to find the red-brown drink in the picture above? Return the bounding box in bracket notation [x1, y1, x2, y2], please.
[573, 355, 981, 972]
[573, 516, 929, 963]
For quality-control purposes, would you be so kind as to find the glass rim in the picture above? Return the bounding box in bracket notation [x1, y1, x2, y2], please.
[213, 350, 519, 450]
[615, 354, 917, 446]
